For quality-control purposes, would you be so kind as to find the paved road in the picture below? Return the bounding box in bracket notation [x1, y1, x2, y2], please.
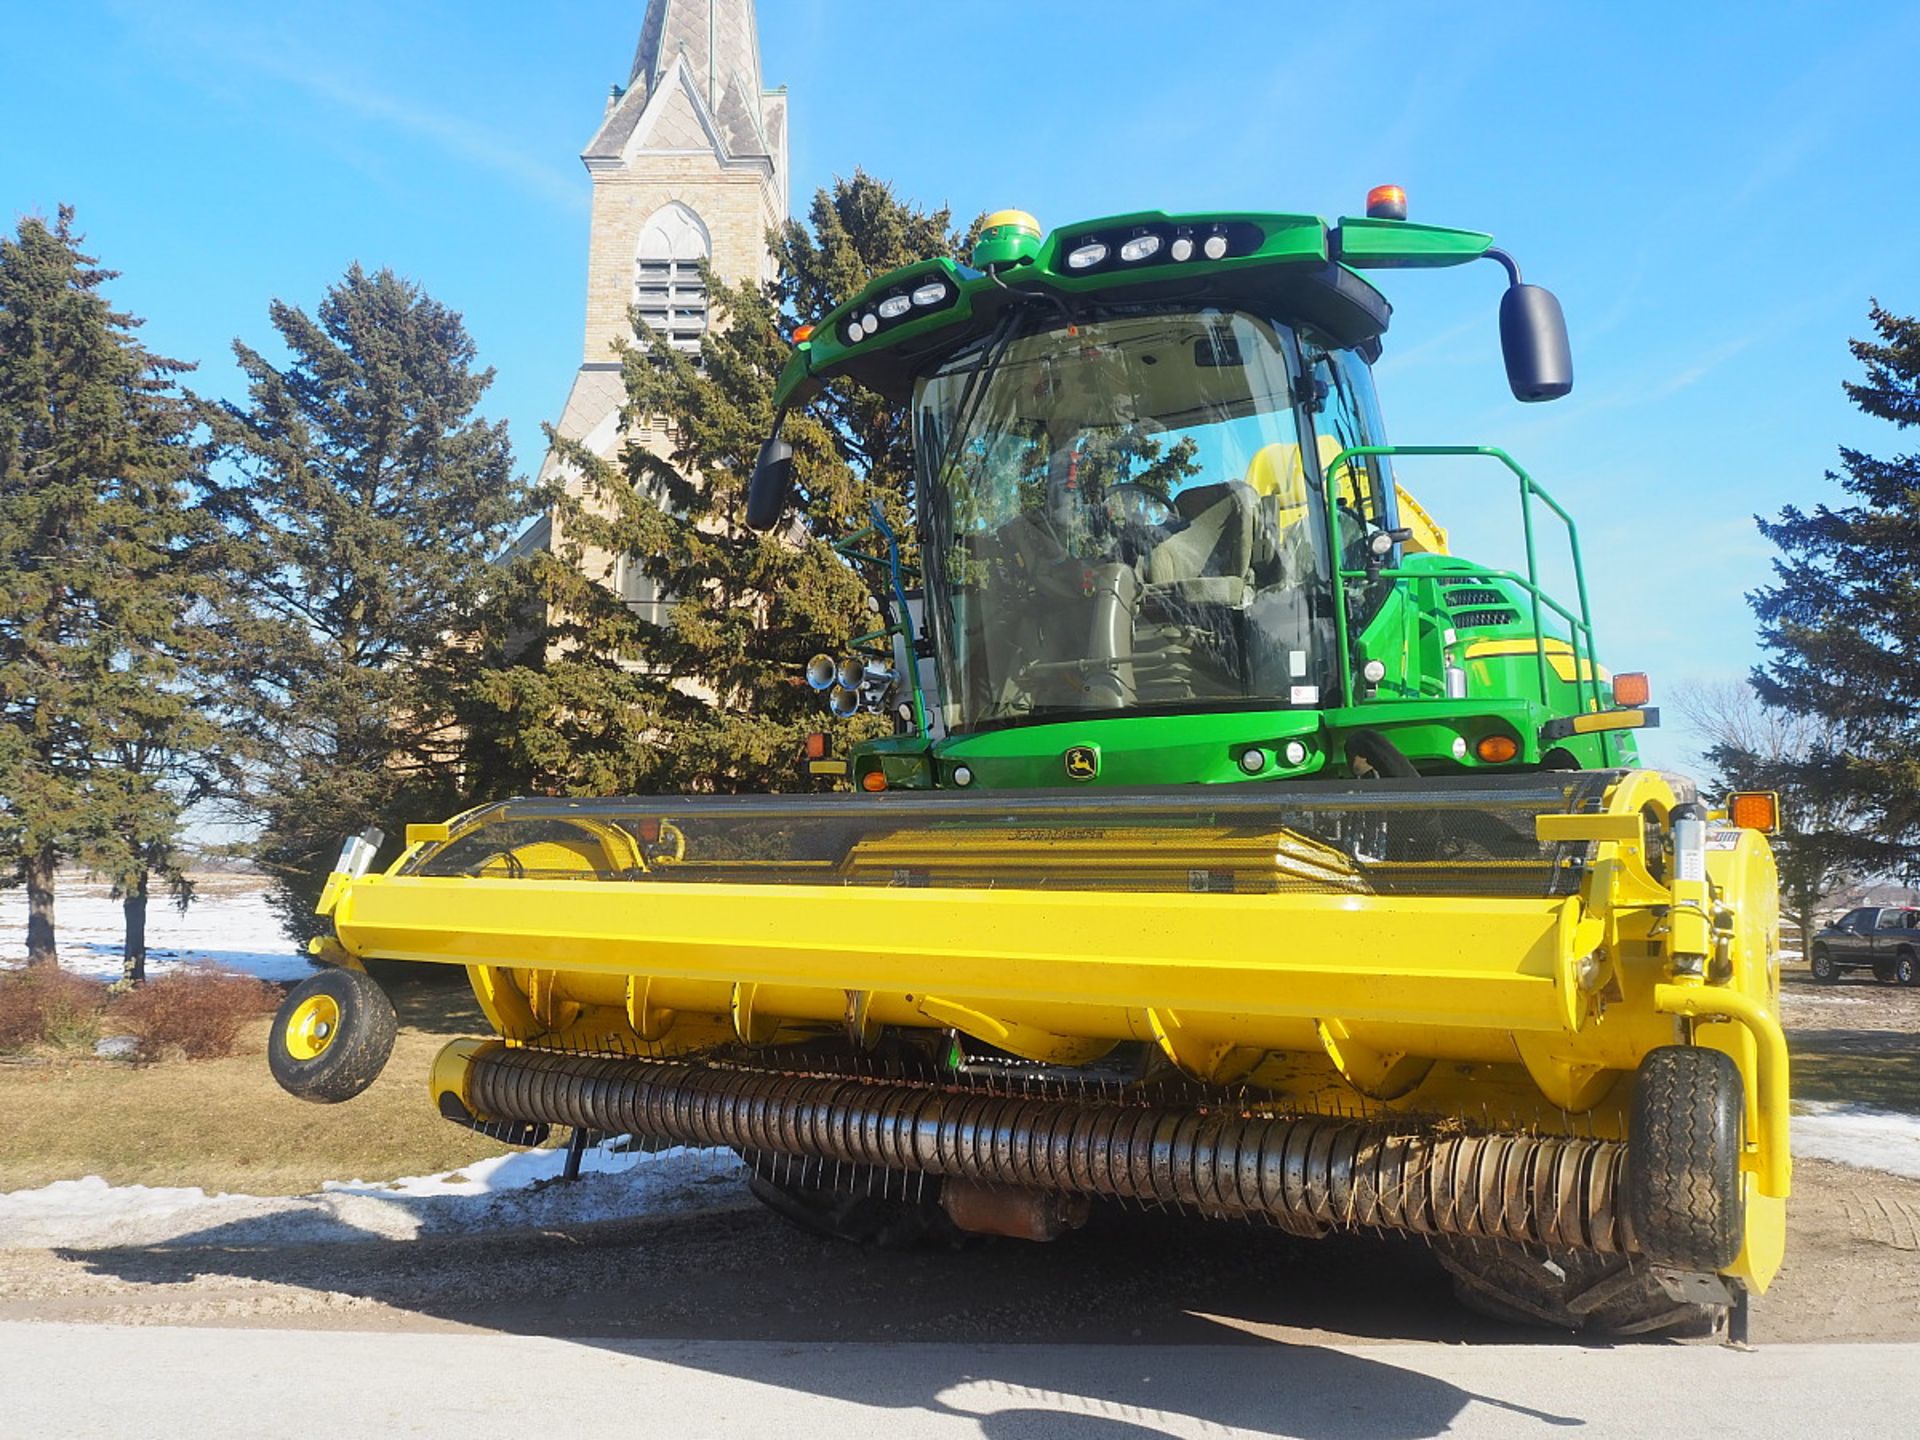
[1, 1321, 1909, 1440]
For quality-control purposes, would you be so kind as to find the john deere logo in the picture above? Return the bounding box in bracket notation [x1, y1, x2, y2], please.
[1063, 745, 1099, 781]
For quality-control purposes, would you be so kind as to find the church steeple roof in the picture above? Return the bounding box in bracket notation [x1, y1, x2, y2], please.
[586, 0, 776, 165]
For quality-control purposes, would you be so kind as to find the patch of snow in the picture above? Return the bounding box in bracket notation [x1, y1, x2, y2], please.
[0, 1141, 749, 1251]
[0, 880, 310, 983]
[1794, 1102, 1920, 1181]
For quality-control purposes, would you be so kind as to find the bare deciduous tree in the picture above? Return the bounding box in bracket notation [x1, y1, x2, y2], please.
[1672, 678, 1862, 950]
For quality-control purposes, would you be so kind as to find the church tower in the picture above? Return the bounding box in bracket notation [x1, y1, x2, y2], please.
[524, 0, 787, 602]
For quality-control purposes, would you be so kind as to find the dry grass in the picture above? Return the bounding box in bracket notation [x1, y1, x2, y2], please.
[0, 967, 522, 1194]
[1781, 969, 1920, 1113]
[1789, 1035, 1920, 1112]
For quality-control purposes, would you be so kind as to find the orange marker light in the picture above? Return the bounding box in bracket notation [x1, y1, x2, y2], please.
[1475, 734, 1519, 764]
[861, 770, 888, 793]
[1728, 791, 1780, 834]
[1613, 672, 1651, 707]
[1365, 184, 1408, 221]
[804, 732, 827, 760]
[792, 323, 815, 343]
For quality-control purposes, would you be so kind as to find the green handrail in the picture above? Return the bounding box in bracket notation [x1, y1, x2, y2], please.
[1321, 445, 1603, 720]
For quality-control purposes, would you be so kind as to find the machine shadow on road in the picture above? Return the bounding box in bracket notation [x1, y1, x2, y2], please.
[57, 1199, 1601, 1438]
[571, 1331, 1584, 1439]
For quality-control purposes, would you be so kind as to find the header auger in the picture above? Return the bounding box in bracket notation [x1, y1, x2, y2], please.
[270, 190, 1790, 1339]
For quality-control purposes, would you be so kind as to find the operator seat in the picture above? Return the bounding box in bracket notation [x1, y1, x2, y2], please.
[1145, 481, 1261, 604]
[1133, 482, 1266, 701]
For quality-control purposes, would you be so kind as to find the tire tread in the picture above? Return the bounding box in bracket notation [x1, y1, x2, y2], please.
[1436, 1238, 1717, 1337]
[1627, 1046, 1743, 1271]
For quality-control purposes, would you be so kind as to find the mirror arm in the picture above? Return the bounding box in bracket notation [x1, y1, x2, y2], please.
[1483, 247, 1523, 288]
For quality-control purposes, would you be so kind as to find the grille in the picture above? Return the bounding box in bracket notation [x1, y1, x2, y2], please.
[1444, 587, 1506, 608]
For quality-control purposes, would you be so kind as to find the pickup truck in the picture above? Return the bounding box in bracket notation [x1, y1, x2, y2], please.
[1809, 906, 1920, 985]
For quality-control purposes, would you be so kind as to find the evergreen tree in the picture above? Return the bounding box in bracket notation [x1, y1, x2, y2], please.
[79, 659, 243, 985]
[0, 209, 219, 971]
[1750, 302, 1920, 880]
[206, 265, 527, 938]
[476, 174, 974, 795]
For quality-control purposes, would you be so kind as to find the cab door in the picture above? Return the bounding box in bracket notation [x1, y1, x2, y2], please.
[1833, 908, 1877, 960]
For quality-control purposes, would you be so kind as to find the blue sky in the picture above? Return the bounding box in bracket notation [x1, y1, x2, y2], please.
[5, 0, 1917, 769]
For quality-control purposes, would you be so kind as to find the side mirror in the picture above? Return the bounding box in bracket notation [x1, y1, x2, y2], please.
[744, 436, 795, 532]
[1498, 283, 1573, 403]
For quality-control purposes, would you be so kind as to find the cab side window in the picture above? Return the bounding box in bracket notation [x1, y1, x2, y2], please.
[1300, 339, 1399, 629]
[1300, 340, 1396, 532]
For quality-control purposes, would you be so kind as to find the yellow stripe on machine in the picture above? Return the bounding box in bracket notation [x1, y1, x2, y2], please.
[1539, 707, 1656, 742]
[1568, 709, 1647, 734]
[1465, 636, 1611, 685]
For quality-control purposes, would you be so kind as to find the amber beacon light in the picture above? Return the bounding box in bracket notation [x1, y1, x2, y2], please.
[1366, 184, 1409, 220]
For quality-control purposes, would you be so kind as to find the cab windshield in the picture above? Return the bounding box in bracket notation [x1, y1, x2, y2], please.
[914, 307, 1387, 732]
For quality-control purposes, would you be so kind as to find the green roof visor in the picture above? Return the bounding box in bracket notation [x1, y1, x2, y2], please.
[1333, 217, 1494, 269]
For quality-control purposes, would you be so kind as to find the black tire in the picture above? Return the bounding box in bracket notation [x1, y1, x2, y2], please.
[1809, 945, 1837, 983]
[1435, 1238, 1718, 1337]
[1896, 949, 1919, 987]
[268, 967, 397, 1104]
[1344, 727, 1421, 780]
[1627, 1046, 1744, 1271]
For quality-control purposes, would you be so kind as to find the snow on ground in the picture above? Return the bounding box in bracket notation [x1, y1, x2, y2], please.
[1794, 1102, 1920, 1181]
[0, 1141, 750, 1251]
[0, 877, 310, 983]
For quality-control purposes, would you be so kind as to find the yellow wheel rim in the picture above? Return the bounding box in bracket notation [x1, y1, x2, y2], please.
[285, 993, 342, 1062]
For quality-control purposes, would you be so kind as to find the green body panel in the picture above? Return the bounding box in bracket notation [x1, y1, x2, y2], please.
[848, 687, 1628, 792]
[1333, 217, 1493, 268]
[1029, 211, 1327, 293]
[1344, 551, 1636, 772]
[803, 257, 975, 372]
[902, 710, 1327, 790]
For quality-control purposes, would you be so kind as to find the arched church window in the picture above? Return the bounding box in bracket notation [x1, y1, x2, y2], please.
[634, 203, 711, 352]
